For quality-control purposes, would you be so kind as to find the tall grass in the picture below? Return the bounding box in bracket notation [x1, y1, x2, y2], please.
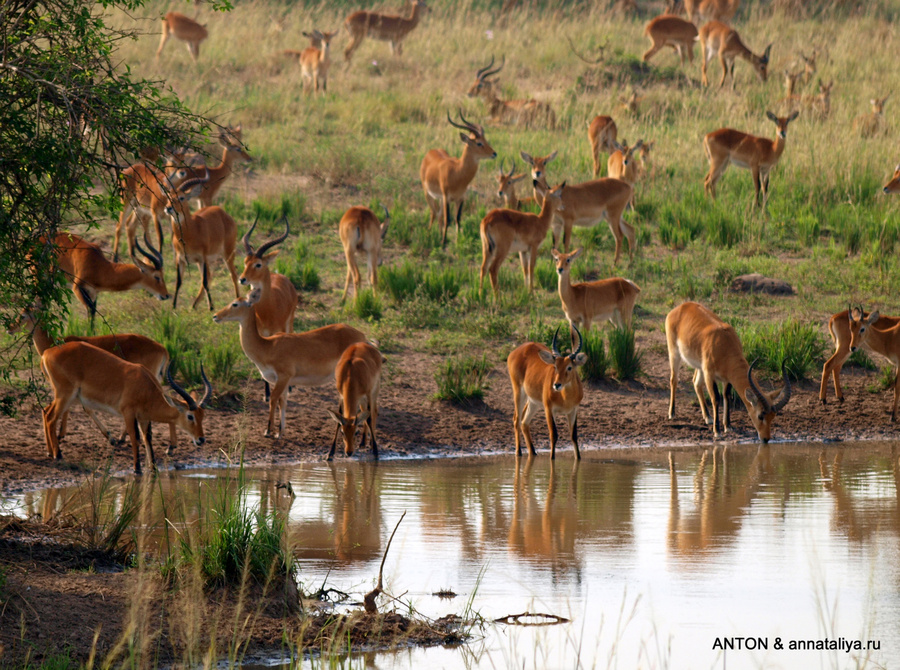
[433, 355, 492, 404]
[608, 326, 642, 381]
[739, 320, 829, 381]
[580, 329, 609, 383]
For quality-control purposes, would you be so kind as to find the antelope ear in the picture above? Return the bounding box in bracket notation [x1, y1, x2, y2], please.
[744, 388, 758, 406]
[788, 110, 799, 122]
[460, 132, 473, 145]
[546, 150, 558, 163]
[261, 250, 279, 261]
[766, 110, 778, 123]
[868, 310, 880, 324]
[551, 249, 561, 260]
[572, 352, 588, 366]
[520, 151, 534, 165]
[355, 411, 369, 426]
[327, 409, 343, 425]
[538, 349, 555, 365]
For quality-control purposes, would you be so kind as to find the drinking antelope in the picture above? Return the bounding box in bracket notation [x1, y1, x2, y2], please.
[212, 289, 367, 439]
[853, 95, 889, 138]
[156, 12, 208, 62]
[41, 342, 211, 474]
[507, 326, 588, 459]
[466, 56, 556, 129]
[665, 301, 791, 442]
[588, 115, 618, 178]
[699, 21, 772, 90]
[339, 205, 389, 300]
[343, 0, 429, 62]
[819, 306, 900, 420]
[479, 181, 566, 295]
[642, 15, 698, 66]
[420, 111, 496, 247]
[300, 30, 337, 94]
[703, 111, 799, 207]
[328, 342, 385, 460]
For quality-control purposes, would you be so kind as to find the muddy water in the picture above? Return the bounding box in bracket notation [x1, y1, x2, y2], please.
[7, 443, 900, 669]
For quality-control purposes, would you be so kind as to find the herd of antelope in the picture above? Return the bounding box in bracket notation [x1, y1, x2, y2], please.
[11, 0, 900, 475]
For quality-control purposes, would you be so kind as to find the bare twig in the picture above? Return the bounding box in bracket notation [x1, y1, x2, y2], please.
[363, 510, 406, 613]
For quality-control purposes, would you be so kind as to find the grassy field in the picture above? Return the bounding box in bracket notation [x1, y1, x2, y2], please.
[7, 0, 900, 396]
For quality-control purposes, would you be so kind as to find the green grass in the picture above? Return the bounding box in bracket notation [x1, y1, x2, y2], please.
[580, 329, 609, 383]
[433, 355, 492, 404]
[739, 320, 829, 381]
[608, 326, 642, 381]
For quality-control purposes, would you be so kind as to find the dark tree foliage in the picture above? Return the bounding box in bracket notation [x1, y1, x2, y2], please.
[0, 0, 226, 334]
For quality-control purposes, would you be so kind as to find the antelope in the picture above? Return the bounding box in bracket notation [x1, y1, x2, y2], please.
[552, 248, 641, 339]
[853, 95, 889, 138]
[300, 30, 337, 94]
[343, 0, 429, 62]
[685, 0, 739, 23]
[507, 326, 588, 460]
[588, 115, 618, 178]
[496, 159, 529, 210]
[420, 111, 496, 247]
[607, 139, 648, 207]
[699, 21, 772, 90]
[327, 342, 385, 460]
[479, 181, 566, 295]
[800, 50, 818, 84]
[168, 126, 252, 211]
[163, 173, 241, 310]
[212, 289, 367, 439]
[156, 11, 208, 62]
[642, 15, 698, 66]
[783, 68, 803, 97]
[339, 204, 389, 300]
[805, 80, 833, 120]
[520, 150, 557, 202]
[884, 164, 900, 193]
[819, 306, 900, 420]
[41, 341, 211, 474]
[703, 111, 799, 207]
[9, 306, 174, 449]
[466, 56, 556, 129]
[49, 232, 168, 327]
[665, 301, 792, 442]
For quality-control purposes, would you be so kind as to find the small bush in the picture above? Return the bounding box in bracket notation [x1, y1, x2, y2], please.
[739, 320, 828, 381]
[380, 260, 422, 302]
[421, 265, 463, 302]
[202, 339, 245, 389]
[608, 326, 642, 380]
[351, 289, 382, 321]
[434, 355, 492, 404]
[580, 328, 608, 382]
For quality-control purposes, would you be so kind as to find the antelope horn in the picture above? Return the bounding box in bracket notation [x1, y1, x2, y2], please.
[772, 360, 792, 413]
[551, 326, 561, 357]
[379, 203, 390, 222]
[134, 234, 163, 271]
[475, 54, 496, 80]
[746, 361, 772, 412]
[242, 213, 260, 255]
[457, 109, 483, 136]
[506, 158, 517, 178]
[255, 215, 290, 258]
[167, 363, 198, 411]
[199, 364, 213, 408]
[446, 110, 471, 132]
[570, 324, 583, 358]
[499, 157, 507, 176]
[482, 54, 504, 79]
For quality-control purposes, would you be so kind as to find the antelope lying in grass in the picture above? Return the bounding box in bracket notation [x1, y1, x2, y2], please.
[507, 326, 588, 459]
[328, 342, 385, 460]
[466, 56, 556, 129]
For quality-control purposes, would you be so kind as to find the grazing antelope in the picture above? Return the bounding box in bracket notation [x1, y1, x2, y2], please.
[212, 289, 367, 438]
[343, 0, 429, 62]
[156, 12, 208, 62]
[699, 21, 772, 90]
[420, 111, 496, 247]
[49, 233, 168, 327]
[703, 111, 799, 207]
[819, 306, 900, 420]
[163, 173, 241, 310]
[665, 301, 791, 442]
[300, 30, 337, 94]
[41, 342, 211, 474]
[466, 56, 556, 129]
[479, 181, 566, 295]
[685, 0, 739, 23]
[853, 95, 889, 138]
[588, 115, 618, 178]
[552, 248, 641, 338]
[496, 159, 529, 210]
[884, 163, 900, 193]
[642, 15, 698, 66]
[507, 326, 588, 459]
[327, 342, 385, 460]
[339, 204, 389, 300]
[168, 126, 252, 211]
[607, 139, 648, 207]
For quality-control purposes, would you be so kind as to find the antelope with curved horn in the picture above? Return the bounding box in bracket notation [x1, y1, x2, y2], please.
[212, 289, 367, 439]
[496, 159, 529, 210]
[420, 111, 496, 247]
[466, 55, 556, 129]
[339, 204, 390, 300]
[665, 301, 791, 442]
[820, 306, 900, 420]
[642, 15, 698, 66]
[156, 12, 208, 62]
[343, 0, 429, 62]
[49, 233, 168, 328]
[699, 21, 772, 90]
[327, 341, 385, 460]
[588, 115, 618, 178]
[507, 326, 588, 459]
[41, 342, 212, 474]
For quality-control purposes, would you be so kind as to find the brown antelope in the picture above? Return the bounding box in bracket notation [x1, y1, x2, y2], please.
[212, 289, 367, 438]
[819, 306, 900, 420]
[607, 139, 648, 207]
[699, 21, 772, 90]
[9, 306, 174, 449]
[520, 150, 557, 200]
[551, 248, 641, 338]
[299, 30, 337, 94]
[466, 56, 556, 129]
[783, 68, 803, 97]
[343, 0, 429, 62]
[642, 15, 698, 66]
[800, 50, 818, 84]
[339, 205, 389, 300]
[420, 111, 496, 247]
[884, 164, 900, 193]
[703, 111, 799, 207]
[327, 342, 385, 460]
[588, 115, 618, 178]
[49, 232, 168, 327]
[169, 126, 252, 211]
[479, 181, 565, 295]
[507, 326, 588, 459]
[496, 159, 531, 210]
[665, 301, 791, 442]
[41, 341, 211, 474]
[685, 0, 739, 23]
[163, 173, 240, 309]
[853, 95, 889, 138]
[156, 12, 208, 62]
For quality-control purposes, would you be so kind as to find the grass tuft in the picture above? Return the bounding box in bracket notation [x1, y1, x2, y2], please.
[433, 355, 491, 404]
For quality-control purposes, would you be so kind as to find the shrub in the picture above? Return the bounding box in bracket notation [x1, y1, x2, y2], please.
[580, 328, 609, 382]
[434, 355, 492, 404]
[350, 289, 382, 321]
[739, 319, 828, 381]
[379, 260, 422, 302]
[608, 326, 641, 380]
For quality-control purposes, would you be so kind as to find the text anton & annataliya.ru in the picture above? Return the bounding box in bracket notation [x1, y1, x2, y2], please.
[712, 637, 880, 652]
